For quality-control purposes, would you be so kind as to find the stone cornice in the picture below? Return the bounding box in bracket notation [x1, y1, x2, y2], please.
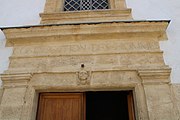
[138, 69, 171, 84]
[4, 65, 170, 75]
[1, 20, 170, 47]
[1, 67, 171, 86]
[1, 73, 32, 88]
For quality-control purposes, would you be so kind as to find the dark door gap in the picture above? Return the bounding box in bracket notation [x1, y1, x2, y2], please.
[86, 91, 130, 120]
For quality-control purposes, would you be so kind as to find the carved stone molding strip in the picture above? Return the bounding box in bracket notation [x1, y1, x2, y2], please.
[1, 73, 32, 88]
[40, 9, 132, 18]
[138, 69, 171, 84]
[40, 9, 132, 24]
[1, 21, 169, 46]
[4, 65, 170, 75]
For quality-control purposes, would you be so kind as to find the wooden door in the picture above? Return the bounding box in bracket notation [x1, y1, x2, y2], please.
[128, 92, 135, 120]
[36, 93, 85, 120]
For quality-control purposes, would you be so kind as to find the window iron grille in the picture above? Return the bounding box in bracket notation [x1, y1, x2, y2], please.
[64, 0, 109, 11]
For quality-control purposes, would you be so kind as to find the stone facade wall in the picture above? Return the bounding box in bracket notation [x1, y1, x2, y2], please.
[0, 0, 180, 119]
[0, 20, 179, 120]
[172, 84, 180, 117]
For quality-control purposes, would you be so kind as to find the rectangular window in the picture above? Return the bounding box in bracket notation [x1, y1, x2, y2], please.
[64, 0, 109, 11]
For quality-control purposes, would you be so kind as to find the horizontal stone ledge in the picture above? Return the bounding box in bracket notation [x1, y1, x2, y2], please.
[33, 85, 137, 91]
[5, 32, 167, 47]
[138, 69, 171, 83]
[1, 73, 32, 88]
[1, 20, 169, 41]
[10, 51, 163, 59]
[40, 9, 132, 19]
[138, 69, 171, 76]
[1, 73, 32, 80]
[2, 69, 171, 88]
[40, 9, 132, 24]
[3, 65, 170, 75]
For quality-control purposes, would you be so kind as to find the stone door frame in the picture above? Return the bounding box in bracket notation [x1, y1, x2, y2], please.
[1, 69, 155, 120]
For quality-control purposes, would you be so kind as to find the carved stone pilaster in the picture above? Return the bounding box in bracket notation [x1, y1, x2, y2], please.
[0, 73, 32, 120]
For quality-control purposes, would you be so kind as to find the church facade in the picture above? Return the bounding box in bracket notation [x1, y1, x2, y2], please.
[0, 0, 180, 119]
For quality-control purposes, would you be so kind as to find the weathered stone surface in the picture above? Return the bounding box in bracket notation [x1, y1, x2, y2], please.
[1, 88, 26, 106]
[29, 71, 140, 89]
[12, 40, 160, 57]
[8, 53, 165, 73]
[144, 84, 177, 120]
[91, 71, 140, 86]
[0, 106, 23, 120]
[3, 22, 168, 44]
[30, 73, 77, 88]
[20, 87, 37, 120]
[40, 9, 132, 24]
[0, 16, 175, 120]
[172, 84, 180, 118]
[134, 84, 149, 120]
[1, 74, 32, 88]
[0, 88, 26, 120]
[0, 88, 3, 103]
[138, 69, 171, 83]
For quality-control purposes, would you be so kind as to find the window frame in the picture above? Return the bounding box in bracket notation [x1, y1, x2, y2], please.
[43, 0, 128, 13]
[63, 0, 110, 11]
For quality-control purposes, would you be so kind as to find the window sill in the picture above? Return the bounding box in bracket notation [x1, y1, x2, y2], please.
[40, 9, 132, 24]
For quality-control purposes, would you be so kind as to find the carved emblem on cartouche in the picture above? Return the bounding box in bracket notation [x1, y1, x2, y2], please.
[77, 64, 91, 85]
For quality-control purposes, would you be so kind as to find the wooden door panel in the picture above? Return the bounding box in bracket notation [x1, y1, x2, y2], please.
[128, 92, 135, 120]
[36, 93, 84, 120]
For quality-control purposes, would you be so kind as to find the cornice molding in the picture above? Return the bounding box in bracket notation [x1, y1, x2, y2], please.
[1, 73, 32, 88]
[1, 21, 170, 47]
[138, 69, 171, 84]
[4, 65, 170, 75]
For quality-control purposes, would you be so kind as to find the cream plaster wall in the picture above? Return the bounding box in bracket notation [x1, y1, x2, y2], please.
[0, 0, 180, 83]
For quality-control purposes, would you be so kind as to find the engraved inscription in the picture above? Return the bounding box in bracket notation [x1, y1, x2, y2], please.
[13, 41, 160, 57]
